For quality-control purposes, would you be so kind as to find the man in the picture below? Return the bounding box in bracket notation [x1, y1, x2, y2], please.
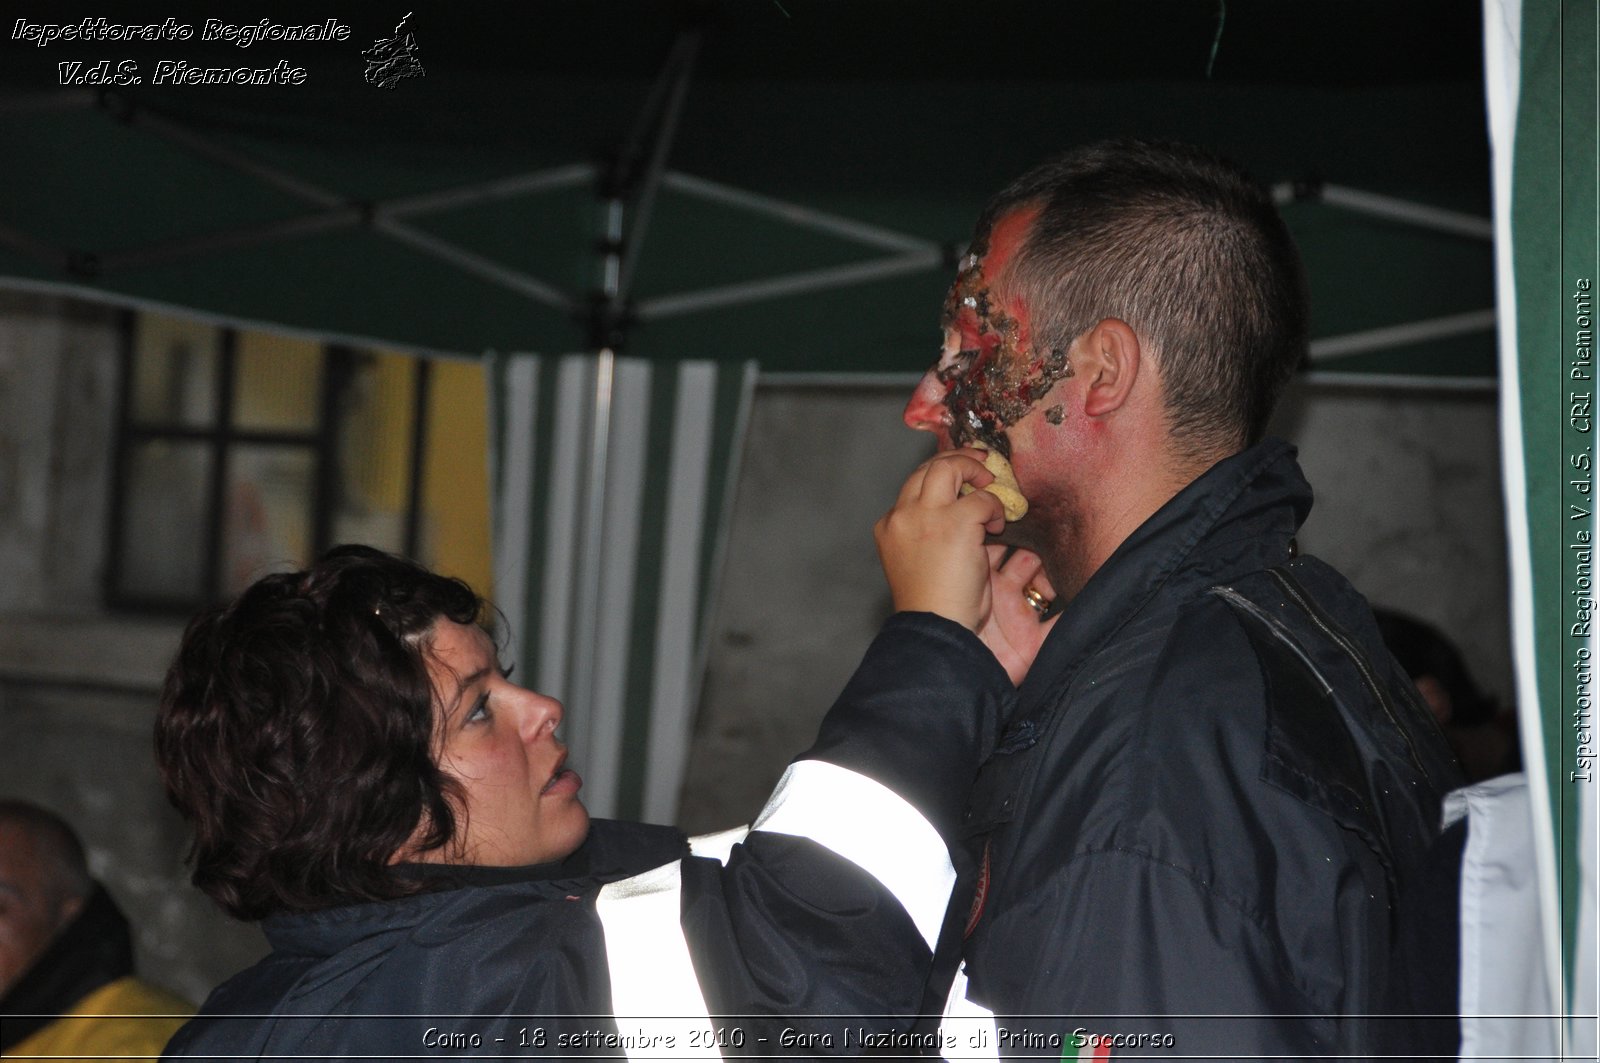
[896, 140, 1462, 1056]
[0, 801, 192, 1059]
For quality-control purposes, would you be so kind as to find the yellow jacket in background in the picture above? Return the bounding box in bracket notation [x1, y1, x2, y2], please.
[6, 976, 192, 1062]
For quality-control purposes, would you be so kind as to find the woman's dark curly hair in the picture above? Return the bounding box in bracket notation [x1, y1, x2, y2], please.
[155, 545, 484, 920]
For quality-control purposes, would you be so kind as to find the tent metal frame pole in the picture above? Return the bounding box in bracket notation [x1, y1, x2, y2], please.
[615, 29, 702, 306]
[636, 249, 944, 320]
[601, 198, 625, 304]
[662, 171, 942, 254]
[1273, 180, 1495, 241]
[1317, 184, 1494, 241]
[1299, 370, 1497, 392]
[566, 348, 616, 800]
[615, 32, 693, 177]
[372, 220, 575, 309]
[112, 99, 576, 310]
[382, 165, 596, 218]
[132, 105, 345, 208]
[97, 211, 365, 272]
[1307, 307, 1497, 361]
[90, 165, 591, 302]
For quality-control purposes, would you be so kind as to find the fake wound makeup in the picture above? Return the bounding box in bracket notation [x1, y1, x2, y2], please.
[933, 248, 1072, 458]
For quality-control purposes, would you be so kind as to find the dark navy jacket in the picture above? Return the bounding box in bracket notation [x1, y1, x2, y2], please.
[945, 439, 1462, 1058]
[162, 615, 1013, 1061]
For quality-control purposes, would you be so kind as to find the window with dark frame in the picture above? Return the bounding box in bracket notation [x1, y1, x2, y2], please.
[105, 310, 434, 612]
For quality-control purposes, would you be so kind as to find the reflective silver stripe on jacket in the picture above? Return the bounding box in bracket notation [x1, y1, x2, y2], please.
[939, 961, 1000, 1062]
[595, 860, 721, 1060]
[751, 759, 955, 950]
[687, 824, 750, 864]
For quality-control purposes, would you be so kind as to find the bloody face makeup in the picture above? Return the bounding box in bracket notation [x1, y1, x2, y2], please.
[927, 209, 1073, 458]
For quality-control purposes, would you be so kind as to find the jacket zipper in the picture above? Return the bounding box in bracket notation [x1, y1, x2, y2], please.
[1267, 567, 1435, 784]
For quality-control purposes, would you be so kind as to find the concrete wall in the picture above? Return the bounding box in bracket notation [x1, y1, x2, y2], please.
[0, 289, 1512, 996]
[1272, 382, 1512, 704]
[679, 377, 1511, 833]
[0, 292, 119, 615]
[0, 292, 268, 1004]
[678, 387, 929, 830]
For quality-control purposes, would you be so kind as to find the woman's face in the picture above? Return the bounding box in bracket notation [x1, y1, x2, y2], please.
[408, 619, 589, 867]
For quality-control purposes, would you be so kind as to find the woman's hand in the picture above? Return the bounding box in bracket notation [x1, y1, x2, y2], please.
[978, 546, 1059, 685]
[874, 449, 1005, 631]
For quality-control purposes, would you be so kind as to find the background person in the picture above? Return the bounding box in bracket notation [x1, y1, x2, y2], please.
[156, 513, 1015, 1059]
[899, 139, 1463, 1056]
[0, 800, 192, 1059]
[1374, 606, 1521, 782]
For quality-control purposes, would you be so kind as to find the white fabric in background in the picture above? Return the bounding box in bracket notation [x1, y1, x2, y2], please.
[1447, 773, 1560, 1060]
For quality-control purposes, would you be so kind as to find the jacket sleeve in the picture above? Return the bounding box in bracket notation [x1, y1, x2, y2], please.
[672, 612, 1013, 1052]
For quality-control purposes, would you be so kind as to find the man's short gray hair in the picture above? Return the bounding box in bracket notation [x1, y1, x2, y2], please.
[975, 139, 1309, 461]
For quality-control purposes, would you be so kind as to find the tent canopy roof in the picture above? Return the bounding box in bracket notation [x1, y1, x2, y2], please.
[0, 0, 1493, 377]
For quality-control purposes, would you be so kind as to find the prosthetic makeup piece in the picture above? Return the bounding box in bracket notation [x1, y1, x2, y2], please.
[923, 211, 1071, 522]
[959, 444, 1028, 521]
[933, 219, 1073, 462]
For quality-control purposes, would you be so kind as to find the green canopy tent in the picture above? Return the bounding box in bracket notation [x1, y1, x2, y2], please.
[1488, 0, 1597, 1052]
[0, 0, 1496, 373]
[0, 2, 1503, 831]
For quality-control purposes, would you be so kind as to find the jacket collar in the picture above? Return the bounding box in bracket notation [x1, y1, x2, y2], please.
[262, 819, 686, 957]
[1018, 438, 1310, 712]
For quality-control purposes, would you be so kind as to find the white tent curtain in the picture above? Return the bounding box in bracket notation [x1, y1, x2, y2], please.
[1485, 0, 1597, 1053]
[486, 350, 757, 825]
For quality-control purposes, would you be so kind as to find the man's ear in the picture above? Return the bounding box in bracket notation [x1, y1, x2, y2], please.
[1075, 318, 1141, 419]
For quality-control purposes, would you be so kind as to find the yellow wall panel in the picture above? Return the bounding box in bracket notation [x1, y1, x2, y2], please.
[421, 359, 492, 600]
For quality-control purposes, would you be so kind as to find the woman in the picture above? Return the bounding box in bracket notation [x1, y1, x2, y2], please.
[156, 451, 1034, 1059]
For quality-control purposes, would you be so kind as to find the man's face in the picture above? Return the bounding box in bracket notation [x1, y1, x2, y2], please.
[0, 824, 78, 998]
[903, 207, 1074, 458]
